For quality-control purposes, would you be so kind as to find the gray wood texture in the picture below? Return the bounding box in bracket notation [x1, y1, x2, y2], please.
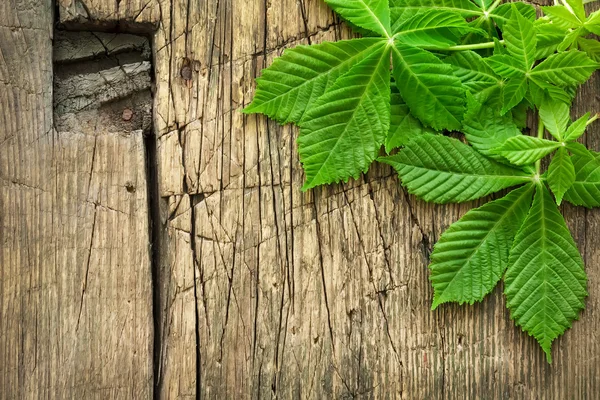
[1, 0, 600, 398]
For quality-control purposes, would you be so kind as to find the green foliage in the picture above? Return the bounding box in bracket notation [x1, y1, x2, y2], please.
[385, 82, 435, 152]
[505, 184, 587, 363]
[548, 147, 576, 205]
[462, 93, 521, 160]
[379, 134, 531, 203]
[391, 43, 466, 130]
[244, 0, 600, 363]
[244, 38, 385, 123]
[394, 9, 482, 48]
[325, 0, 391, 36]
[491, 136, 561, 166]
[539, 100, 570, 140]
[298, 46, 391, 189]
[445, 51, 503, 104]
[430, 184, 534, 308]
[564, 149, 600, 207]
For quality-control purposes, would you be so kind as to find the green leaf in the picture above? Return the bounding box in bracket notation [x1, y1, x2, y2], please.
[464, 2, 535, 44]
[564, 149, 600, 207]
[385, 83, 435, 152]
[535, 20, 568, 60]
[485, 54, 527, 78]
[379, 134, 532, 203]
[511, 99, 531, 129]
[430, 185, 534, 309]
[564, 113, 590, 141]
[444, 51, 502, 103]
[492, 136, 561, 166]
[566, 0, 586, 21]
[530, 50, 599, 87]
[548, 147, 576, 205]
[325, 0, 391, 36]
[471, 0, 493, 8]
[491, 2, 537, 29]
[298, 46, 391, 190]
[462, 93, 522, 160]
[557, 26, 586, 52]
[392, 42, 466, 131]
[539, 100, 570, 141]
[395, 9, 482, 48]
[528, 78, 573, 107]
[542, 6, 583, 29]
[586, 8, 600, 22]
[244, 38, 386, 124]
[503, 5, 537, 71]
[577, 37, 600, 62]
[585, 10, 600, 35]
[566, 141, 591, 157]
[463, 14, 497, 45]
[389, 0, 482, 33]
[493, 37, 509, 55]
[502, 77, 528, 115]
[504, 184, 587, 363]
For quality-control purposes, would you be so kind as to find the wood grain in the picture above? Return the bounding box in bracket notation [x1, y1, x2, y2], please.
[2, 0, 600, 398]
[149, 0, 600, 398]
[0, 10, 154, 398]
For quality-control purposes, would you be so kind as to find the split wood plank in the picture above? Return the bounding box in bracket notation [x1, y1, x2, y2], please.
[0, 9, 154, 399]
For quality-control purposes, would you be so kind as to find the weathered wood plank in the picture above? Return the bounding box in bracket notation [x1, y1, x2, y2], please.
[148, 0, 600, 397]
[58, 0, 160, 32]
[0, 12, 154, 398]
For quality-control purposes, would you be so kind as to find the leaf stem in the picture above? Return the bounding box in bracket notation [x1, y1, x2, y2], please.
[536, 116, 545, 175]
[587, 113, 600, 126]
[426, 40, 502, 52]
[487, 0, 504, 13]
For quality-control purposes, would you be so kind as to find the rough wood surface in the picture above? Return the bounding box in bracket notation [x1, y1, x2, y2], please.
[0, 10, 154, 398]
[2, 0, 600, 398]
[149, 0, 600, 398]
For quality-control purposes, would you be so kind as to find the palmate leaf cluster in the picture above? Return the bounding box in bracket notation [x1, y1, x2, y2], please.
[244, 0, 600, 363]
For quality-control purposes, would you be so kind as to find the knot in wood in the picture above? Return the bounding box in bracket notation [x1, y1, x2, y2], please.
[180, 65, 192, 81]
[125, 182, 136, 193]
[122, 108, 134, 121]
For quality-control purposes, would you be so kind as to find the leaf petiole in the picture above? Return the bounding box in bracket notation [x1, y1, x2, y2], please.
[587, 113, 600, 126]
[423, 40, 503, 52]
[486, 0, 504, 14]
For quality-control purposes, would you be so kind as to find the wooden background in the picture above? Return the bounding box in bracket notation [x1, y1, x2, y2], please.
[1, 0, 600, 398]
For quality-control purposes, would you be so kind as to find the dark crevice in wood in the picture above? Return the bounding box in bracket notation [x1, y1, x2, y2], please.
[186, 187, 202, 400]
[143, 124, 165, 400]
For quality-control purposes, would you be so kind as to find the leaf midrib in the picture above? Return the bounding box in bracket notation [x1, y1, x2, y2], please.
[402, 162, 532, 181]
[395, 19, 468, 38]
[502, 144, 561, 153]
[356, 0, 391, 36]
[389, 5, 482, 16]
[531, 63, 597, 77]
[507, 11, 536, 72]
